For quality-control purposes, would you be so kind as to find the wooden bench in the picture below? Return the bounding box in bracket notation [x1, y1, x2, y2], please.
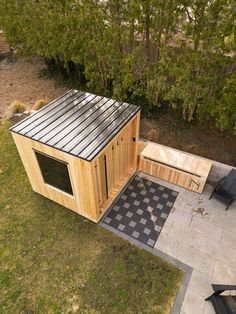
[139, 142, 212, 193]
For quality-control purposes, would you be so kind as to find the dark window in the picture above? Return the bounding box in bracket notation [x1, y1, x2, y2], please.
[34, 151, 73, 195]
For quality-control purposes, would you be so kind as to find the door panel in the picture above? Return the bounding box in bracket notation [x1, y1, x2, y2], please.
[112, 139, 119, 186]
[96, 121, 137, 206]
[106, 144, 114, 194]
[98, 154, 107, 203]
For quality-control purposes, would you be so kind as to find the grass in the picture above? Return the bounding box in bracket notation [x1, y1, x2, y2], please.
[0, 120, 183, 314]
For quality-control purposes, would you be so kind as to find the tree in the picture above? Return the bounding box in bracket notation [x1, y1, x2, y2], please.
[0, 0, 235, 131]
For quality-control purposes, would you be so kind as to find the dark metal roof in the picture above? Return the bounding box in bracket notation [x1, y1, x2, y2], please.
[10, 90, 140, 161]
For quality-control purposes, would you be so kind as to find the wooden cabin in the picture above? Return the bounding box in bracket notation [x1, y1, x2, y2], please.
[10, 90, 140, 222]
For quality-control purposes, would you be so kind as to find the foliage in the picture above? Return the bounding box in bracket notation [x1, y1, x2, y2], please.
[0, 0, 235, 131]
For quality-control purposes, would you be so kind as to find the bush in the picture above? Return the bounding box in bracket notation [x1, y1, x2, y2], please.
[33, 98, 49, 110]
[8, 100, 27, 114]
[145, 129, 159, 142]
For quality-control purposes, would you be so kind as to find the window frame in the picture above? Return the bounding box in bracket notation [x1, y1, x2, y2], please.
[33, 149, 75, 197]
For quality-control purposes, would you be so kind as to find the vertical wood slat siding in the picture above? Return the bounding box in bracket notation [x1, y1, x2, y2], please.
[139, 157, 204, 193]
[11, 132, 99, 221]
[11, 112, 140, 222]
[93, 112, 140, 219]
[138, 137, 211, 193]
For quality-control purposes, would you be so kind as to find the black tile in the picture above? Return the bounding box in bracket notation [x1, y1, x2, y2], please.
[102, 175, 178, 247]
[138, 233, 150, 243]
[134, 223, 145, 234]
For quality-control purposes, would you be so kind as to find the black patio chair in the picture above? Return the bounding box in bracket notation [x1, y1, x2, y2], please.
[209, 169, 236, 210]
[205, 284, 236, 314]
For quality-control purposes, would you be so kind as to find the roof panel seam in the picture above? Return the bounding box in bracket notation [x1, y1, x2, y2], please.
[86, 107, 140, 160]
[22, 92, 86, 136]
[26, 92, 94, 139]
[73, 103, 135, 156]
[62, 100, 123, 153]
[48, 96, 110, 148]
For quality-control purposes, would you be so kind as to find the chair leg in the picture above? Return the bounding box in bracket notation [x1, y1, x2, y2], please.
[209, 191, 214, 200]
[225, 200, 232, 210]
[209, 186, 217, 200]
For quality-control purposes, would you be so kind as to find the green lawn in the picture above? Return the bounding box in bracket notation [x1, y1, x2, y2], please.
[0, 120, 182, 314]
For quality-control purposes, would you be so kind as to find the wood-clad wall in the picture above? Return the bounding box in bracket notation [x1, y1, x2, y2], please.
[94, 112, 140, 217]
[11, 132, 99, 221]
[11, 112, 140, 222]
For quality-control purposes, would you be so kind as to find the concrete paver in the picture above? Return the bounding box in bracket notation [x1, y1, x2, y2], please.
[142, 174, 236, 314]
[221, 229, 236, 250]
[189, 216, 223, 242]
[101, 169, 236, 314]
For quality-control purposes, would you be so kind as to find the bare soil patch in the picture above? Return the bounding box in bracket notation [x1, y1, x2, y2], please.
[0, 56, 66, 117]
[140, 115, 236, 167]
[0, 56, 235, 167]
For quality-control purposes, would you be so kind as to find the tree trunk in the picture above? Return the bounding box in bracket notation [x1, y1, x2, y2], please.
[129, 18, 135, 53]
[193, 2, 207, 51]
[144, 0, 151, 65]
[156, 6, 164, 61]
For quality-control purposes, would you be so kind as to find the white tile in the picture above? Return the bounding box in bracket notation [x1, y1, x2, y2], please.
[200, 238, 236, 267]
[210, 208, 236, 232]
[176, 244, 215, 276]
[226, 202, 236, 218]
[204, 300, 216, 314]
[176, 191, 200, 207]
[161, 220, 172, 235]
[192, 206, 212, 219]
[188, 270, 213, 299]
[169, 223, 203, 249]
[173, 185, 187, 193]
[201, 183, 214, 196]
[189, 216, 223, 242]
[168, 207, 192, 227]
[212, 259, 236, 284]
[181, 290, 205, 314]
[221, 229, 236, 250]
[155, 233, 181, 259]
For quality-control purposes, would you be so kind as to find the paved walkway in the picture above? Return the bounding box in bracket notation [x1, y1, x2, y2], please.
[138, 172, 236, 314]
[100, 171, 236, 313]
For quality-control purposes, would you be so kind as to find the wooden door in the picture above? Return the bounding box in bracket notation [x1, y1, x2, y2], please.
[95, 120, 138, 208]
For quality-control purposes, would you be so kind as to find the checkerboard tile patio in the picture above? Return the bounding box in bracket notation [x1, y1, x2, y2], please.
[102, 175, 178, 247]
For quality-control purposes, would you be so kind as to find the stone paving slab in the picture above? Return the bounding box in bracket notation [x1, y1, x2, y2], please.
[200, 238, 236, 268]
[189, 216, 223, 242]
[99, 169, 236, 314]
[168, 223, 203, 249]
[137, 171, 236, 314]
[221, 229, 236, 250]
